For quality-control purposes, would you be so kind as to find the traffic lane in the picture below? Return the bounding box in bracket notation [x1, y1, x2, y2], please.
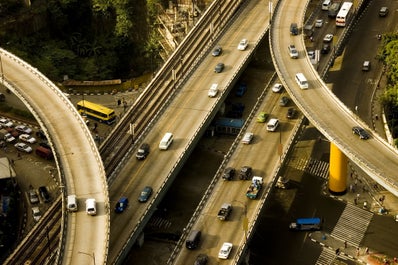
[124, 138, 231, 264]
[109, 41, 275, 263]
[328, 0, 397, 122]
[174, 95, 301, 263]
[1, 50, 109, 264]
[274, 5, 398, 192]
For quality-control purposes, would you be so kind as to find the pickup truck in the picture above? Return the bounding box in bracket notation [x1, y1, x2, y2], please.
[217, 203, 232, 221]
[246, 176, 263, 199]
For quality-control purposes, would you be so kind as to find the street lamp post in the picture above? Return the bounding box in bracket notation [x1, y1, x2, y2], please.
[129, 123, 136, 143]
[269, 1, 273, 24]
[78, 251, 96, 265]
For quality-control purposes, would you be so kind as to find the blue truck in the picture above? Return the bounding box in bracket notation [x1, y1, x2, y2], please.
[289, 217, 322, 231]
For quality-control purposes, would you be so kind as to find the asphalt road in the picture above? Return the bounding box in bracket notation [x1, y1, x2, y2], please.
[123, 1, 398, 264]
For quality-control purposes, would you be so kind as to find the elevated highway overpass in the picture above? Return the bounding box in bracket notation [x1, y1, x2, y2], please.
[4, 0, 398, 263]
[166, 0, 398, 264]
[270, 0, 398, 197]
[0, 48, 110, 264]
[106, 1, 272, 263]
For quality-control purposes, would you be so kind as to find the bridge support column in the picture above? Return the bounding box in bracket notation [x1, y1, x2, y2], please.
[329, 143, 347, 195]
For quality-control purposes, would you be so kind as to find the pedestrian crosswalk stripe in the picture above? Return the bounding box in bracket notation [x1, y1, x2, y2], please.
[331, 204, 373, 247]
[290, 157, 329, 179]
[315, 247, 335, 265]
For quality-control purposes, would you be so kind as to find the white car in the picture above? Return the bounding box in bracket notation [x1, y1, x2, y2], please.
[315, 19, 323, 28]
[288, 45, 299, 59]
[14, 142, 33, 153]
[242, 132, 254, 144]
[208, 83, 219, 98]
[32, 206, 41, 222]
[323, 33, 334, 43]
[307, 50, 315, 59]
[218, 242, 233, 259]
[19, 134, 37, 144]
[4, 133, 15, 143]
[237, 39, 248, 50]
[15, 125, 32, 134]
[272, 83, 283, 93]
[0, 118, 13, 128]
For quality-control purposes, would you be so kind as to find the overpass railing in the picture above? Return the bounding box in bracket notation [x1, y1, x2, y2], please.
[0, 48, 110, 265]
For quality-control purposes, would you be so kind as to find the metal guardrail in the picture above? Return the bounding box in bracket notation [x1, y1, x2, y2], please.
[110, 1, 249, 264]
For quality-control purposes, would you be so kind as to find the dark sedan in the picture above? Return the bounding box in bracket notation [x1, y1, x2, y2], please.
[222, 167, 235, 180]
[194, 254, 208, 265]
[212, 46, 222, 56]
[287, 107, 297, 119]
[38, 186, 51, 203]
[214, 63, 225, 73]
[352, 126, 370, 140]
[138, 186, 153, 202]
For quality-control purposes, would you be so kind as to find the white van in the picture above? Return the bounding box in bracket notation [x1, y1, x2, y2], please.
[159, 132, 173, 150]
[208, 83, 219, 97]
[295, 73, 309, 89]
[267, 118, 279, 132]
[67, 195, 78, 212]
[322, 0, 331, 10]
[85, 198, 97, 215]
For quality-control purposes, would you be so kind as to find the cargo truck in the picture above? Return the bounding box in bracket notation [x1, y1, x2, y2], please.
[246, 176, 263, 199]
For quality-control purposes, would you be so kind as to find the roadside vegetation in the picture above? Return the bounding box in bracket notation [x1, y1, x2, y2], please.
[0, 0, 164, 82]
[377, 33, 398, 145]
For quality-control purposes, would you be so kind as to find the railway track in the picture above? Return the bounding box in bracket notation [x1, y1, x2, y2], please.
[5, 197, 61, 265]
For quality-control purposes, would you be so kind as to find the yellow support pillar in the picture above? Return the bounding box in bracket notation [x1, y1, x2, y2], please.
[329, 143, 347, 195]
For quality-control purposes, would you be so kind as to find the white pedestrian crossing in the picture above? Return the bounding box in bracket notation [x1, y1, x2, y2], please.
[315, 247, 335, 265]
[290, 157, 329, 179]
[331, 204, 373, 247]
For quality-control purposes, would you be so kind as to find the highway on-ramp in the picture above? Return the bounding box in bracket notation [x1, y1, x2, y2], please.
[0, 48, 109, 265]
[270, 0, 398, 196]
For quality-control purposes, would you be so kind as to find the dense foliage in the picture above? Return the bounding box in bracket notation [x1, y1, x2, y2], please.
[377, 33, 398, 140]
[0, 0, 163, 81]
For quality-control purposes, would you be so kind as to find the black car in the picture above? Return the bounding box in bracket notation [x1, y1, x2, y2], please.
[38, 186, 51, 203]
[136, 143, 150, 160]
[287, 107, 297, 119]
[352, 126, 370, 140]
[212, 46, 222, 56]
[214, 63, 225, 73]
[194, 254, 208, 265]
[321, 43, 330, 54]
[222, 167, 235, 180]
[238, 166, 252, 180]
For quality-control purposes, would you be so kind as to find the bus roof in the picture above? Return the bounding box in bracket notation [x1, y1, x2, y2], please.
[296, 217, 321, 225]
[77, 100, 115, 115]
[336, 2, 353, 18]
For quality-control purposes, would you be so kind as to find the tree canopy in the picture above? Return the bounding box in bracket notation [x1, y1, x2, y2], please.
[0, 0, 164, 81]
